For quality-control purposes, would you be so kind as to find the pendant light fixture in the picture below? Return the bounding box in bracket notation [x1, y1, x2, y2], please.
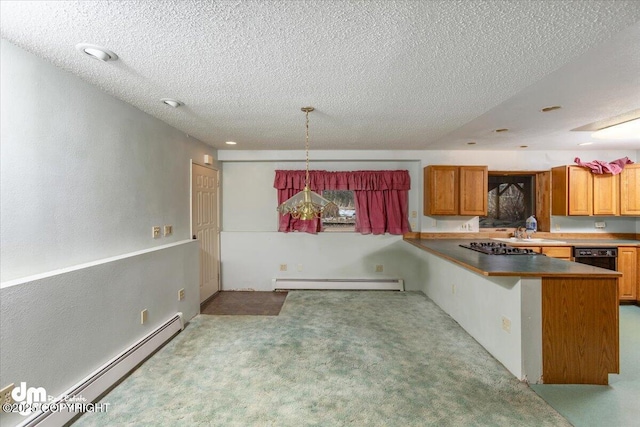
[277, 107, 337, 220]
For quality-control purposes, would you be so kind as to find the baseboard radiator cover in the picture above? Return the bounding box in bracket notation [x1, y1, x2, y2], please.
[17, 313, 184, 427]
[272, 278, 404, 291]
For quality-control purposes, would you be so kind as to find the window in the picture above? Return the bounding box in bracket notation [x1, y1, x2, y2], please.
[322, 190, 355, 231]
[480, 174, 535, 229]
[274, 169, 410, 235]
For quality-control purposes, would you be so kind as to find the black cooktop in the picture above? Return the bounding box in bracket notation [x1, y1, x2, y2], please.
[459, 241, 540, 255]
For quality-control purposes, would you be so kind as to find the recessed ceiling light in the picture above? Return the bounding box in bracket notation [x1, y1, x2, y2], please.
[225, 141, 237, 145]
[160, 98, 183, 108]
[75, 43, 118, 62]
[578, 142, 594, 146]
[494, 128, 509, 133]
[519, 145, 528, 148]
[541, 106, 562, 112]
[467, 142, 476, 145]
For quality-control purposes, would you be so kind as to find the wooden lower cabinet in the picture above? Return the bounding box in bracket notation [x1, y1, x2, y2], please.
[542, 246, 572, 261]
[519, 246, 542, 253]
[617, 247, 638, 301]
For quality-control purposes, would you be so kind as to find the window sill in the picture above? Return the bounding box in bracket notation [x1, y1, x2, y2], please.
[322, 227, 356, 233]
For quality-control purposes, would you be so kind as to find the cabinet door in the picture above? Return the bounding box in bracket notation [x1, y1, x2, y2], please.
[459, 166, 488, 216]
[552, 166, 593, 215]
[424, 166, 459, 215]
[519, 246, 542, 253]
[618, 247, 637, 301]
[542, 246, 572, 260]
[637, 250, 640, 303]
[621, 164, 640, 215]
[568, 166, 593, 215]
[593, 173, 619, 216]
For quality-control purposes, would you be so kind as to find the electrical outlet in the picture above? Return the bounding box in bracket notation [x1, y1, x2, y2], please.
[164, 225, 173, 236]
[451, 284, 456, 295]
[555, 223, 560, 231]
[1, 383, 15, 410]
[297, 264, 303, 272]
[279, 264, 287, 271]
[411, 210, 417, 218]
[595, 221, 606, 229]
[141, 309, 148, 324]
[375, 265, 384, 273]
[501, 316, 511, 333]
[431, 219, 437, 227]
[178, 288, 185, 301]
[152, 226, 161, 238]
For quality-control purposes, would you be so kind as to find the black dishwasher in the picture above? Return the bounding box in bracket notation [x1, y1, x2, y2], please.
[573, 247, 618, 270]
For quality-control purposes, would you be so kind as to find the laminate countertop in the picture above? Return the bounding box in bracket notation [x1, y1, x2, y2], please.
[404, 238, 622, 278]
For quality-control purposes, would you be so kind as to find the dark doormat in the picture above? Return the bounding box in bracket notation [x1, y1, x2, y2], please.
[201, 291, 288, 316]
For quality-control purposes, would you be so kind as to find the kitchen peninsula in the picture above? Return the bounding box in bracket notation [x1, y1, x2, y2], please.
[405, 237, 622, 385]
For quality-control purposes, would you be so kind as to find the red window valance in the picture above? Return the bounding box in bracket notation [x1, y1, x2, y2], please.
[273, 170, 411, 192]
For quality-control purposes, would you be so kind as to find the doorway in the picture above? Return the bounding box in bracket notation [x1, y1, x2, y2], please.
[191, 162, 220, 303]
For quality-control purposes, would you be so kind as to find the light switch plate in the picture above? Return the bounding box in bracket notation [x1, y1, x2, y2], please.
[164, 225, 172, 236]
[152, 226, 161, 238]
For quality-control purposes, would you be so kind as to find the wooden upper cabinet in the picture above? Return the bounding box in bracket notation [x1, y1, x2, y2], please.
[424, 165, 487, 216]
[459, 166, 488, 215]
[593, 173, 619, 216]
[424, 166, 459, 215]
[552, 166, 593, 216]
[620, 164, 640, 215]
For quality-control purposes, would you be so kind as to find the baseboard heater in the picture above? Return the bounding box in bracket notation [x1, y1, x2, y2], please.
[272, 278, 404, 291]
[18, 313, 184, 427]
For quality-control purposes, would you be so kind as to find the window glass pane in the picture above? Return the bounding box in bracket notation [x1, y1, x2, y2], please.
[481, 175, 535, 229]
[322, 190, 355, 230]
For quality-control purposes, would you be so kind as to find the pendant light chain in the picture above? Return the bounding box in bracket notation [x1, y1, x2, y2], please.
[277, 106, 336, 220]
[305, 109, 310, 188]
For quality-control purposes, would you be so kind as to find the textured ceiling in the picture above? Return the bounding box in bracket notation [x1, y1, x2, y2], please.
[1, 0, 639, 151]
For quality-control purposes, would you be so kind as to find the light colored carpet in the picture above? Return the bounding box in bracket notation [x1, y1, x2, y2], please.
[74, 291, 570, 426]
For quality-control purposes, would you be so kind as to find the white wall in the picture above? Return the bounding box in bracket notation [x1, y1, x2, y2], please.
[0, 241, 199, 427]
[220, 159, 423, 290]
[1, 40, 217, 282]
[0, 40, 211, 426]
[405, 243, 542, 382]
[221, 232, 423, 291]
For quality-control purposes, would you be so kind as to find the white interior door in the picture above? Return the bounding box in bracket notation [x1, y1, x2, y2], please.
[192, 163, 220, 303]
